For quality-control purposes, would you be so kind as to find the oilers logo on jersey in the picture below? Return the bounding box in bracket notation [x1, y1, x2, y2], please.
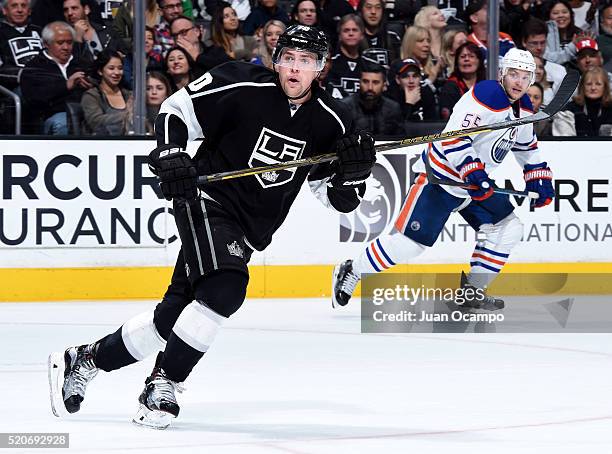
[248, 127, 306, 189]
[491, 126, 518, 163]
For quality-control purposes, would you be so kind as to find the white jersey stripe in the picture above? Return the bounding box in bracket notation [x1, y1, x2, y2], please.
[318, 98, 346, 135]
[190, 82, 277, 99]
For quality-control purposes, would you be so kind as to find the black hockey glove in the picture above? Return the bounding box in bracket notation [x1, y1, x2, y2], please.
[148, 144, 198, 201]
[330, 131, 376, 189]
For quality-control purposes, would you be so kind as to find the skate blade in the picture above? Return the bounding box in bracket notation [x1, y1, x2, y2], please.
[48, 352, 67, 418]
[132, 404, 175, 430]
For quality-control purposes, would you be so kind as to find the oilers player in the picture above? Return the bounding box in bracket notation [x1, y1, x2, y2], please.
[332, 48, 555, 310]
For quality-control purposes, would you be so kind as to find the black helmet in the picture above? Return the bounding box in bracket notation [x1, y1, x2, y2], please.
[272, 25, 329, 71]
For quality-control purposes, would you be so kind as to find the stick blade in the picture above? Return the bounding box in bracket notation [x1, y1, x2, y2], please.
[542, 70, 580, 116]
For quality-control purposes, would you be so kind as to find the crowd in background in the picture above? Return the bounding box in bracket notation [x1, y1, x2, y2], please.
[1, 0, 612, 137]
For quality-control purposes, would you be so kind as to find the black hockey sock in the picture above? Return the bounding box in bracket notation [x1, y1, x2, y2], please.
[94, 327, 139, 372]
[160, 333, 204, 383]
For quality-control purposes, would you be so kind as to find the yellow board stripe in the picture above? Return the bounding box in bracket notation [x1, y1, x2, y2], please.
[2, 263, 612, 302]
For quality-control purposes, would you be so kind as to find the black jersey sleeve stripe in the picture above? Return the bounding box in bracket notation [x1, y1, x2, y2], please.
[190, 82, 277, 99]
[154, 113, 189, 149]
[317, 98, 347, 135]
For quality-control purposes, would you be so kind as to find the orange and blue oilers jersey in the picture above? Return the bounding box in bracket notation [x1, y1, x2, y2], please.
[414, 80, 543, 198]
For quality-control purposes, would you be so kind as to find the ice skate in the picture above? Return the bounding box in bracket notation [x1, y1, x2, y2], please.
[48, 344, 99, 417]
[133, 354, 184, 429]
[459, 271, 505, 311]
[332, 259, 360, 308]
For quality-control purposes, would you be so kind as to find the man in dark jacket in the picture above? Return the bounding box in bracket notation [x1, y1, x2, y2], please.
[386, 57, 438, 121]
[20, 21, 93, 134]
[341, 60, 405, 136]
[62, 0, 123, 58]
[243, 0, 289, 35]
[0, 0, 42, 88]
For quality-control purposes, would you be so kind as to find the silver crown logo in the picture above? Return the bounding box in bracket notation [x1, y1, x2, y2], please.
[227, 241, 244, 258]
[261, 171, 280, 182]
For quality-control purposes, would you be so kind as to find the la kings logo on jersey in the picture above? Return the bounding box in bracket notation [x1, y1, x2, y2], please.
[9, 32, 43, 67]
[249, 127, 306, 188]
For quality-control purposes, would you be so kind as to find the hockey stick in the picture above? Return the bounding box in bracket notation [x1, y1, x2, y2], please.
[423, 157, 539, 199]
[196, 70, 580, 185]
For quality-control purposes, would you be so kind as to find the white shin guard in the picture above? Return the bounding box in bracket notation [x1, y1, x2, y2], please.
[172, 301, 226, 353]
[121, 311, 166, 361]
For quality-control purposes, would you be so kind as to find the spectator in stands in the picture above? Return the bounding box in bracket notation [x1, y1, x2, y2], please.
[145, 70, 171, 133]
[31, 0, 102, 29]
[291, 0, 319, 26]
[341, 59, 405, 135]
[120, 25, 163, 90]
[63, 0, 119, 59]
[386, 57, 438, 121]
[414, 5, 447, 61]
[251, 19, 285, 68]
[21, 21, 93, 134]
[81, 49, 131, 135]
[243, 0, 289, 36]
[533, 55, 554, 107]
[500, 0, 534, 45]
[164, 45, 197, 91]
[574, 37, 610, 77]
[522, 18, 567, 91]
[171, 15, 230, 71]
[598, 4, 612, 65]
[400, 26, 444, 87]
[211, 2, 256, 61]
[545, 0, 583, 64]
[438, 41, 485, 119]
[326, 14, 366, 99]
[358, 0, 401, 63]
[527, 81, 552, 136]
[464, 0, 515, 63]
[156, 0, 184, 55]
[441, 28, 467, 77]
[111, 0, 161, 53]
[569, 0, 597, 31]
[318, 48, 333, 87]
[0, 0, 43, 89]
[205, 0, 250, 21]
[318, 0, 354, 48]
[553, 67, 612, 136]
[145, 26, 164, 69]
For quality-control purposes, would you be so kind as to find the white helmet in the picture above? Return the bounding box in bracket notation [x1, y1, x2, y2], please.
[499, 48, 536, 86]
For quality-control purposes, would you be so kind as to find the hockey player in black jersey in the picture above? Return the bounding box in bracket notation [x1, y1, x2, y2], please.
[48, 24, 376, 429]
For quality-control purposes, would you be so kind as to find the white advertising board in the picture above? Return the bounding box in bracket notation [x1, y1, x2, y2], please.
[1, 140, 610, 268]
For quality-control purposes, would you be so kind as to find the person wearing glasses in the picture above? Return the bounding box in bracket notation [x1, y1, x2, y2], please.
[169, 15, 231, 72]
[155, 0, 184, 55]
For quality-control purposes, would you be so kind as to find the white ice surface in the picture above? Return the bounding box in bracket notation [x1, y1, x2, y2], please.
[1, 298, 611, 454]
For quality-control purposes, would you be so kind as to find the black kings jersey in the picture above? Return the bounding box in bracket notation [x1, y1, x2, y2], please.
[157, 62, 353, 251]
